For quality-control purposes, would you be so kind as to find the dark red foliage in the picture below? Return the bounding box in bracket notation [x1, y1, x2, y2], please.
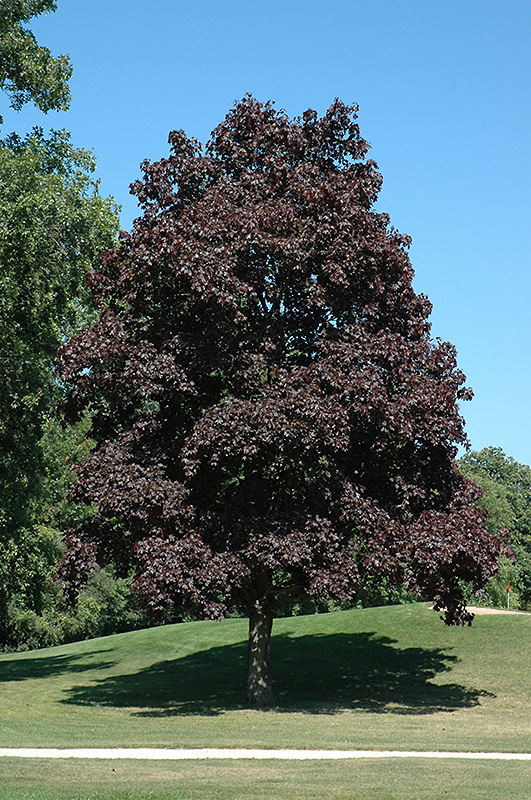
[56, 96, 502, 628]
[55, 533, 97, 606]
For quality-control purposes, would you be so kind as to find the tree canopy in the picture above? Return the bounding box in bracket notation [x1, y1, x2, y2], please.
[57, 97, 503, 705]
[459, 446, 531, 607]
[0, 0, 71, 124]
[0, 128, 118, 532]
[0, 129, 119, 636]
[0, 0, 123, 649]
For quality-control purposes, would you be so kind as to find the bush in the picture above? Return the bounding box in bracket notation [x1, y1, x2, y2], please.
[3, 605, 64, 651]
[62, 567, 148, 641]
[1, 566, 150, 652]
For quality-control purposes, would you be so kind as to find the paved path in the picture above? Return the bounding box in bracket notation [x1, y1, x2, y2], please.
[1, 748, 530, 761]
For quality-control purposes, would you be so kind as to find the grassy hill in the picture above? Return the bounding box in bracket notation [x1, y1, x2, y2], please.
[1, 603, 530, 799]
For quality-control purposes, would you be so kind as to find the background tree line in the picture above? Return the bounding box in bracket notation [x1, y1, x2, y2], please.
[459, 446, 531, 610]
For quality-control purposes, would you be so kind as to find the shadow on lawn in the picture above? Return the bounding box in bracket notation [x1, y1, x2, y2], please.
[0, 652, 114, 682]
[62, 630, 493, 716]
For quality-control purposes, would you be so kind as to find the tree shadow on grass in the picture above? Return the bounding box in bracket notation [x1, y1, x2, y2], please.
[0, 652, 115, 682]
[62, 631, 493, 716]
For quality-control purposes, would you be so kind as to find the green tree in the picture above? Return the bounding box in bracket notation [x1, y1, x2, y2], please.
[0, 129, 118, 528]
[459, 447, 531, 608]
[0, 129, 119, 639]
[0, 0, 121, 646]
[38, 411, 96, 534]
[0, 0, 71, 125]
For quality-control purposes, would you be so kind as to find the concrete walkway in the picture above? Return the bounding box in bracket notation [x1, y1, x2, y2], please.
[0, 748, 530, 761]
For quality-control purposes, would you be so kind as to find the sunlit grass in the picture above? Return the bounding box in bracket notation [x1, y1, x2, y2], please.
[1, 603, 530, 751]
[2, 757, 531, 800]
[0, 603, 530, 798]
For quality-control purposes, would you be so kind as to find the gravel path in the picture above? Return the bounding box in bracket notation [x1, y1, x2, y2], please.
[0, 748, 530, 761]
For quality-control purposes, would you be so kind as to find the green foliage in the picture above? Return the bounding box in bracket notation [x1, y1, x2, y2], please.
[0, 525, 61, 626]
[2, 567, 148, 652]
[0, 129, 119, 646]
[0, 129, 119, 535]
[37, 411, 96, 532]
[65, 567, 148, 640]
[460, 447, 531, 535]
[459, 446, 531, 608]
[0, 0, 72, 124]
[484, 556, 521, 609]
[0, 1, 125, 651]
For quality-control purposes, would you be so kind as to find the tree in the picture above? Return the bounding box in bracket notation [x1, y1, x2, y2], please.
[0, 129, 119, 639]
[0, 129, 117, 526]
[0, 0, 72, 125]
[459, 447, 531, 608]
[0, 0, 121, 648]
[57, 97, 503, 705]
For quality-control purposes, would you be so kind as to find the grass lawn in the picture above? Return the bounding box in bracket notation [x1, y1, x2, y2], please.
[3, 757, 531, 800]
[0, 603, 530, 798]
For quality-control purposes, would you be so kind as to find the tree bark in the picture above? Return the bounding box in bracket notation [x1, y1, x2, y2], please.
[246, 607, 275, 706]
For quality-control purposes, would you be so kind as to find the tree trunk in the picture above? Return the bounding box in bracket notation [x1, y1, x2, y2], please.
[246, 607, 275, 706]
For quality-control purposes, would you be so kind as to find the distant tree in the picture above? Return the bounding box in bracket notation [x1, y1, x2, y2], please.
[459, 447, 531, 607]
[0, 0, 72, 125]
[57, 97, 502, 705]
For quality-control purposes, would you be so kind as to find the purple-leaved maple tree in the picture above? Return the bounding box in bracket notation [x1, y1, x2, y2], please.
[57, 97, 503, 706]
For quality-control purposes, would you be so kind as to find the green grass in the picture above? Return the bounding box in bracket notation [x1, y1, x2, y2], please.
[1, 603, 530, 798]
[3, 758, 531, 800]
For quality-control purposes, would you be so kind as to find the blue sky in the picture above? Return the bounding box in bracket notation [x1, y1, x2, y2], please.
[3, 0, 531, 465]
